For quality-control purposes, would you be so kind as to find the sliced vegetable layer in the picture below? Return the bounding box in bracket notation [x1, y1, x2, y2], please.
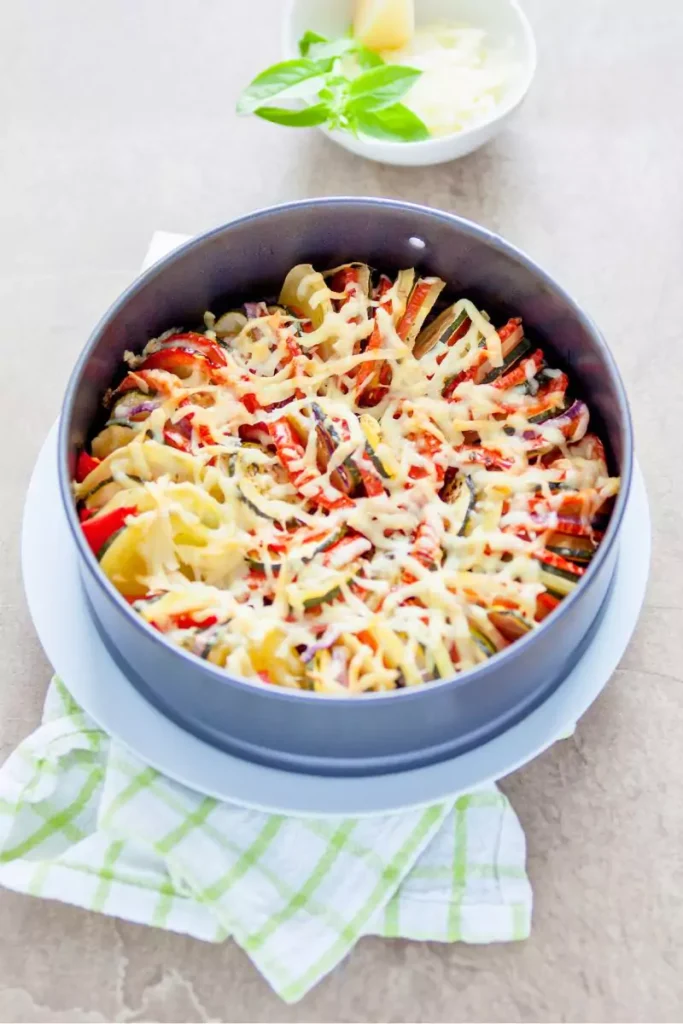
[73, 262, 619, 693]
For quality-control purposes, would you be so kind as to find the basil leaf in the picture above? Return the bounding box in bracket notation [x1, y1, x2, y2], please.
[352, 103, 430, 142]
[298, 30, 328, 56]
[347, 64, 421, 111]
[237, 59, 326, 115]
[253, 103, 331, 128]
[355, 45, 384, 69]
[306, 37, 357, 61]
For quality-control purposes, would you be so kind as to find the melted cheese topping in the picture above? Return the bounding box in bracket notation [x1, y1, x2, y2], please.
[75, 263, 619, 694]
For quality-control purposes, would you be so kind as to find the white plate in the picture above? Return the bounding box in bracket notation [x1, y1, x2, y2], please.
[22, 425, 650, 817]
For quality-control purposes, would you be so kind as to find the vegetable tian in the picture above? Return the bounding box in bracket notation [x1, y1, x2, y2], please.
[73, 262, 620, 694]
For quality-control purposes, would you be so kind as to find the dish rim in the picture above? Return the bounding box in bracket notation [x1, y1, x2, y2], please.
[57, 196, 634, 706]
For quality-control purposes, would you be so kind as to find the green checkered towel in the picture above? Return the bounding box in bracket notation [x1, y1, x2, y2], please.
[0, 679, 531, 1002]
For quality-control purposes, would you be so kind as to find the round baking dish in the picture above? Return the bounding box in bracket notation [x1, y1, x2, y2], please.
[58, 198, 633, 777]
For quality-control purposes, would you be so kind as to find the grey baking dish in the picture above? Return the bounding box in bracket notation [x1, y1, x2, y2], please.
[58, 198, 633, 777]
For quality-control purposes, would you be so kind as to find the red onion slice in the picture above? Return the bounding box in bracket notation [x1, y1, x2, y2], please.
[301, 625, 343, 664]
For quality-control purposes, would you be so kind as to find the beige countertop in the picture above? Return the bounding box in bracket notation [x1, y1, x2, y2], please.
[1, 0, 682, 1020]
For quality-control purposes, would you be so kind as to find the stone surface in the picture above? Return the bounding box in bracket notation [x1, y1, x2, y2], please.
[1, 0, 681, 1020]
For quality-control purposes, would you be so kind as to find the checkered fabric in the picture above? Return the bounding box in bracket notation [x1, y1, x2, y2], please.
[0, 678, 531, 1002]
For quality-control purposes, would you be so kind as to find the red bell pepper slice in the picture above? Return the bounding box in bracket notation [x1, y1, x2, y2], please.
[163, 413, 194, 452]
[443, 318, 524, 398]
[454, 446, 514, 472]
[268, 418, 354, 512]
[81, 505, 138, 556]
[170, 612, 218, 630]
[395, 280, 434, 342]
[410, 517, 443, 572]
[357, 458, 385, 497]
[536, 591, 560, 621]
[139, 348, 211, 379]
[114, 370, 174, 398]
[196, 423, 216, 447]
[328, 266, 359, 296]
[160, 333, 227, 367]
[281, 334, 304, 367]
[355, 276, 394, 402]
[434, 316, 472, 365]
[241, 392, 261, 415]
[407, 432, 448, 483]
[75, 451, 101, 483]
[491, 348, 544, 391]
[238, 422, 271, 446]
[329, 267, 366, 324]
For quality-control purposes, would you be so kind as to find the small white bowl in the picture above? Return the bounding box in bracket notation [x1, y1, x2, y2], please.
[283, 0, 537, 166]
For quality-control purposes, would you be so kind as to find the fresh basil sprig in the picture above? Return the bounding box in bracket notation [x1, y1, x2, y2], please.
[236, 31, 430, 144]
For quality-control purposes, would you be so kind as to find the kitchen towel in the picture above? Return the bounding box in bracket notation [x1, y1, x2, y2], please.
[0, 677, 532, 1003]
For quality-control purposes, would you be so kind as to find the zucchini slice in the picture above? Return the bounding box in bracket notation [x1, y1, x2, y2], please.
[302, 583, 343, 610]
[397, 277, 446, 345]
[310, 526, 347, 557]
[413, 306, 469, 360]
[110, 389, 159, 421]
[245, 551, 282, 574]
[390, 269, 416, 323]
[312, 403, 362, 496]
[245, 526, 346, 574]
[488, 607, 534, 641]
[470, 626, 497, 659]
[539, 564, 581, 597]
[529, 398, 570, 425]
[480, 337, 532, 385]
[546, 532, 595, 564]
[237, 478, 302, 525]
[359, 414, 397, 479]
[83, 474, 143, 511]
[441, 473, 476, 536]
[298, 571, 353, 610]
[214, 310, 248, 340]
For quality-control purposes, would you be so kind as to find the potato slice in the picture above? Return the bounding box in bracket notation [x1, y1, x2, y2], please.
[248, 629, 304, 682]
[278, 264, 332, 330]
[91, 423, 137, 459]
[99, 519, 150, 598]
[74, 440, 199, 501]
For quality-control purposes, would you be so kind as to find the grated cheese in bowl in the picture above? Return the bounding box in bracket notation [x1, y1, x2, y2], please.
[377, 25, 518, 138]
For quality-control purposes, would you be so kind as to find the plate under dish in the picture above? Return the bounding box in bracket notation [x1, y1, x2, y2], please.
[22, 424, 650, 817]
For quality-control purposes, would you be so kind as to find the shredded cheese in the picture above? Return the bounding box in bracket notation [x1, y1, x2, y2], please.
[74, 262, 619, 694]
[370, 25, 520, 139]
